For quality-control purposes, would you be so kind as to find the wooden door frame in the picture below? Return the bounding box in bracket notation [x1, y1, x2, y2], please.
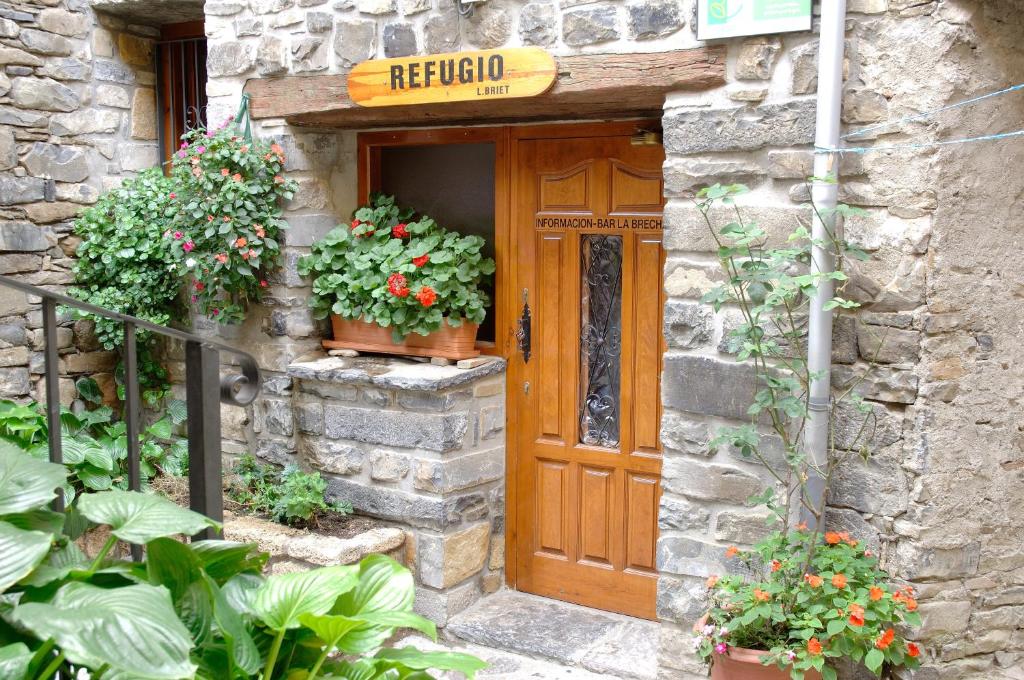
[357, 119, 663, 593]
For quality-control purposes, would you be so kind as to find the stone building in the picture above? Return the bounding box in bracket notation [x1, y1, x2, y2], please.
[2, 0, 1024, 678]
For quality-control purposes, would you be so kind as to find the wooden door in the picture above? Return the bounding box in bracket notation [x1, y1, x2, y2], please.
[510, 131, 665, 619]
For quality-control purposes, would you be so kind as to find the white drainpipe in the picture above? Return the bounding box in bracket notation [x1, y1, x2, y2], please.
[805, 0, 847, 527]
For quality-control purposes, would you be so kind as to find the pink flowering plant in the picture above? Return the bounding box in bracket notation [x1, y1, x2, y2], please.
[297, 194, 495, 340]
[695, 527, 923, 679]
[164, 122, 297, 324]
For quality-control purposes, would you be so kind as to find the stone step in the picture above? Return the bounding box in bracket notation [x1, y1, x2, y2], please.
[444, 590, 660, 680]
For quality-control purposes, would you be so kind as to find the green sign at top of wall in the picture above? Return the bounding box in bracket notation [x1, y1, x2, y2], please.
[697, 0, 811, 39]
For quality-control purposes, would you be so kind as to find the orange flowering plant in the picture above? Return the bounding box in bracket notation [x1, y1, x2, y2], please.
[164, 121, 296, 324]
[695, 526, 922, 679]
[693, 183, 921, 677]
[298, 194, 495, 340]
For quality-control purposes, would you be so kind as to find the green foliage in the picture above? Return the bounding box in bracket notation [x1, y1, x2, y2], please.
[0, 382, 188, 500]
[165, 125, 297, 325]
[298, 194, 496, 340]
[0, 443, 486, 679]
[694, 528, 922, 679]
[69, 167, 180, 400]
[229, 454, 352, 527]
[693, 183, 918, 675]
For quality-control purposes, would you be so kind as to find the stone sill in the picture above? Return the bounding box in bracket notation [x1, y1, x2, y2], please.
[287, 355, 507, 392]
[223, 511, 406, 570]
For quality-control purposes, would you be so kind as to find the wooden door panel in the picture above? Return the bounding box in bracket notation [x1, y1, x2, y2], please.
[631, 237, 664, 455]
[609, 160, 664, 214]
[539, 161, 594, 212]
[625, 472, 659, 573]
[513, 132, 664, 620]
[537, 233, 565, 440]
[579, 465, 614, 566]
[537, 458, 570, 558]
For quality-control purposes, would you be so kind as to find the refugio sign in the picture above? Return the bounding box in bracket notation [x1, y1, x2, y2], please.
[348, 48, 557, 108]
[696, 0, 812, 40]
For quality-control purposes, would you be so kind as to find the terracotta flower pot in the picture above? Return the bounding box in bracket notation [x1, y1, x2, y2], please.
[323, 315, 480, 361]
[710, 647, 822, 680]
[695, 616, 823, 680]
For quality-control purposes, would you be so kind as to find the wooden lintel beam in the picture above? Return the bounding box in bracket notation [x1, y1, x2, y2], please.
[244, 46, 725, 128]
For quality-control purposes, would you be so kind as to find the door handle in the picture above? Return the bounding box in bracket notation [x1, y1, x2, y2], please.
[515, 288, 531, 363]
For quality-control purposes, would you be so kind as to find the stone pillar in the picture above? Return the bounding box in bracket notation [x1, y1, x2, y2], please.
[258, 355, 508, 626]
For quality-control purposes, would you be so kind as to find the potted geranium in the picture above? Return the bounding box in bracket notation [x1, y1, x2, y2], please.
[298, 194, 495, 360]
[694, 526, 923, 680]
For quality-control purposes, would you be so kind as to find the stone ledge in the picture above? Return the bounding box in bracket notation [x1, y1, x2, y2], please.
[222, 511, 405, 568]
[287, 355, 506, 392]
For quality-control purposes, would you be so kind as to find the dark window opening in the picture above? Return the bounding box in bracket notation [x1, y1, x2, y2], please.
[156, 21, 207, 166]
[379, 143, 498, 344]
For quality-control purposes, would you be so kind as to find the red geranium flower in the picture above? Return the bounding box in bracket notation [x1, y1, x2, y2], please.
[907, 642, 920, 658]
[875, 629, 896, 650]
[412, 254, 430, 267]
[807, 638, 823, 656]
[387, 273, 410, 298]
[415, 286, 436, 307]
[392, 223, 408, 238]
[194, 281, 204, 291]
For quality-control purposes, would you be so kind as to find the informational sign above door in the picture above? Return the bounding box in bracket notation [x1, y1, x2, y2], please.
[696, 0, 812, 40]
[348, 48, 557, 108]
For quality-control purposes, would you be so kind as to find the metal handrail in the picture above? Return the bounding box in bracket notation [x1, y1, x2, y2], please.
[0, 274, 261, 541]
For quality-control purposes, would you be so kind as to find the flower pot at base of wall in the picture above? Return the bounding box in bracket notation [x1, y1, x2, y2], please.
[323, 315, 480, 361]
[710, 647, 823, 680]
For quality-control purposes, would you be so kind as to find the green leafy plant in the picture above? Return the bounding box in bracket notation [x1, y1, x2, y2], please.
[298, 194, 496, 340]
[165, 123, 297, 324]
[0, 442, 486, 679]
[691, 183, 917, 678]
[695, 527, 921, 678]
[0, 379, 187, 500]
[229, 454, 352, 527]
[69, 167, 180, 402]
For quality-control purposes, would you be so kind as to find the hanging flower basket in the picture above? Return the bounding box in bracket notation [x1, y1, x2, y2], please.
[299, 194, 495, 361]
[323, 316, 479, 360]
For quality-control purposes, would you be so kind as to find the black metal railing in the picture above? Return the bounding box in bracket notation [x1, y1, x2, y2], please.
[0, 275, 260, 545]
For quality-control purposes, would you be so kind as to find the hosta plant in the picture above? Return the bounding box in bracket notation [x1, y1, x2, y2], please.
[0, 379, 188, 501]
[164, 122, 297, 325]
[695, 526, 922, 679]
[0, 442, 485, 679]
[298, 194, 495, 340]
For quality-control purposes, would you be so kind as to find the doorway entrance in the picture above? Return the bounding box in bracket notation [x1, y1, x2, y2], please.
[357, 122, 666, 619]
[507, 126, 665, 619]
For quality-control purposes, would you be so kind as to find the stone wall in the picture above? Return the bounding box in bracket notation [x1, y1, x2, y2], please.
[656, 2, 1024, 679]
[0, 0, 165, 405]
[217, 354, 508, 626]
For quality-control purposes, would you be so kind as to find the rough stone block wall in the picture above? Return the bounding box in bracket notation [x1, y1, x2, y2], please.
[216, 355, 508, 627]
[0, 0, 162, 405]
[656, 2, 1024, 679]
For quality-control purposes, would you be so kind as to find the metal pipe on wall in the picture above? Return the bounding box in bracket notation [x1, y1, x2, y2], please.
[804, 0, 847, 526]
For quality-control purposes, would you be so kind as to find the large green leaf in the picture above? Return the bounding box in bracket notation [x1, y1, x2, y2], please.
[222, 573, 263, 616]
[146, 537, 203, 601]
[0, 521, 51, 592]
[0, 442, 65, 514]
[332, 555, 415, 654]
[298, 612, 366, 649]
[191, 540, 268, 582]
[19, 541, 87, 588]
[78, 489, 219, 544]
[0, 642, 31, 680]
[375, 647, 487, 679]
[207, 574, 261, 675]
[253, 565, 359, 630]
[11, 582, 196, 678]
[0, 507, 64, 534]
